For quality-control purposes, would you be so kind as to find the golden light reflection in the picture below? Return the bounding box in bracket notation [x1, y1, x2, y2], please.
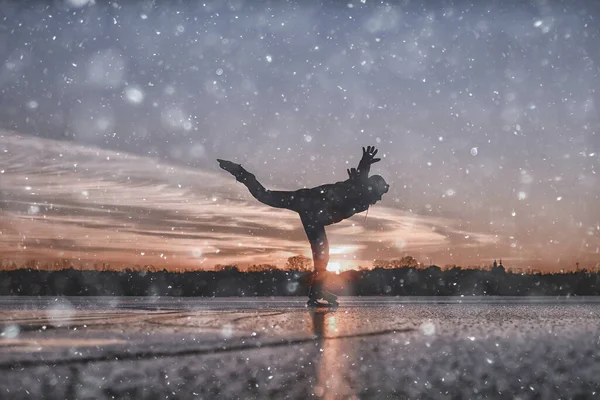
[310, 310, 356, 399]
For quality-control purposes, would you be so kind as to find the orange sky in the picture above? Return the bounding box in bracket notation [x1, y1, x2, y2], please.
[1, 131, 598, 272]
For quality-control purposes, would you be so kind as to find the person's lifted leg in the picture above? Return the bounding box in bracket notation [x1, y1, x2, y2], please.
[217, 159, 298, 210]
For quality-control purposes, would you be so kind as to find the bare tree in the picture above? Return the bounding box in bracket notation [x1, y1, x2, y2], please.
[285, 255, 312, 271]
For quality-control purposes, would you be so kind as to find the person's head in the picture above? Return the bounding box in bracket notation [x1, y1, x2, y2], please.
[366, 175, 389, 204]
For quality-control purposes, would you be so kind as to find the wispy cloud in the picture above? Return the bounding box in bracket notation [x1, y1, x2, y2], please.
[0, 132, 577, 271]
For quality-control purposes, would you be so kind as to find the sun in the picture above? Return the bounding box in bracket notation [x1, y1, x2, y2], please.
[327, 261, 342, 273]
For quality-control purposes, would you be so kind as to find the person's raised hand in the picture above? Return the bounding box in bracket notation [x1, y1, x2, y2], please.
[347, 167, 360, 180]
[362, 146, 381, 165]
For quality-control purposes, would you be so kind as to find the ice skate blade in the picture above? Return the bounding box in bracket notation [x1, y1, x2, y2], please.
[306, 300, 337, 308]
[321, 292, 338, 302]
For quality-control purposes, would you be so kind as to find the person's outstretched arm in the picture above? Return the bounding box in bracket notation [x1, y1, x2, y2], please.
[347, 146, 381, 181]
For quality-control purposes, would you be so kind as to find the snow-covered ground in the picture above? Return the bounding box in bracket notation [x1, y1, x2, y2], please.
[1, 297, 600, 399]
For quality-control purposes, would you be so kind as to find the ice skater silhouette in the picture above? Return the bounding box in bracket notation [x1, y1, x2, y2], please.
[217, 146, 389, 307]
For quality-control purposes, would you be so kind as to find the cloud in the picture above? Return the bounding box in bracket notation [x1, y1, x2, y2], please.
[0, 131, 506, 270]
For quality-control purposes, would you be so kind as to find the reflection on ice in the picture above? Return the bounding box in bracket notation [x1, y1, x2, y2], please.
[310, 309, 356, 399]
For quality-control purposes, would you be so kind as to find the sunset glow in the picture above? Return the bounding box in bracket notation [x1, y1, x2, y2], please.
[329, 246, 357, 256]
[326, 262, 342, 274]
[0, 132, 598, 273]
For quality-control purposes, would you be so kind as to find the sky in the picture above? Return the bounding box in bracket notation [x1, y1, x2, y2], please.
[1, 0, 600, 272]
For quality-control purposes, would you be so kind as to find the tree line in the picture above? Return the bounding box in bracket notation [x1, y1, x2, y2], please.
[2, 261, 600, 296]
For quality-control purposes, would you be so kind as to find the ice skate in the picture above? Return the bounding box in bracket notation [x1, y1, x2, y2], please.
[306, 298, 334, 308]
[308, 281, 339, 307]
[320, 289, 339, 306]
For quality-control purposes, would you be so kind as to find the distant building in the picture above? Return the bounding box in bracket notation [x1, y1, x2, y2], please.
[491, 259, 505, 274]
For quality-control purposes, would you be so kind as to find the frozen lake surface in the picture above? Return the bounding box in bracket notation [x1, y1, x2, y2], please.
[1, 296, 600, 399]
